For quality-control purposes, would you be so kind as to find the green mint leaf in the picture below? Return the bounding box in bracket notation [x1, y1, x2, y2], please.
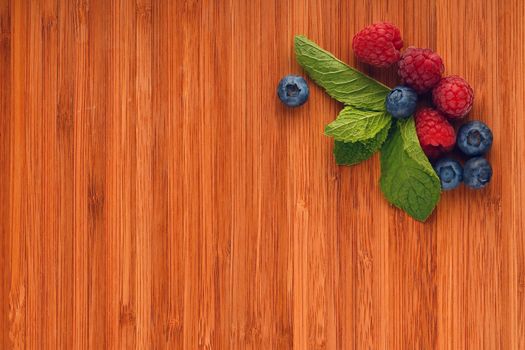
[294, 35, 390, 111]
[334, 122, 390, 166]
[380, 118, 441, 221]
[325, 106, 392, 142]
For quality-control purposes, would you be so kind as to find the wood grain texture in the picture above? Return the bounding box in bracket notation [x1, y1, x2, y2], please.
[1, 0, 524, 348]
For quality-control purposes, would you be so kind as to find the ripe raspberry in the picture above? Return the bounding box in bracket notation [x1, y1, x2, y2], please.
[352, 22, 403, 68]
[432, 75, 474, 119]
[398, 47, 444, 94]
[415, 108, 456, 159]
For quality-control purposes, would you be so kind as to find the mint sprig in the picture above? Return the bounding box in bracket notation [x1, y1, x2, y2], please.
[294, 35, 390, 111]
[334, 124, 390, 166]
[380, 119, 441, 221]
[294, 35, 441, 221]
[325, 106, 392, 143]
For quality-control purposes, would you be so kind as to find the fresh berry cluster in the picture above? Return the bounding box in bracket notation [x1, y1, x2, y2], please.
[352, 21, 493, 190]
[278, 22, 494, 195]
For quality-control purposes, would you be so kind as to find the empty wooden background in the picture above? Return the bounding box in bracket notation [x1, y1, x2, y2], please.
[1, 0, 524, 348]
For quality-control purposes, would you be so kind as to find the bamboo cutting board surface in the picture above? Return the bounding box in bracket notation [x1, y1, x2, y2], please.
[1, 0, 524, 349]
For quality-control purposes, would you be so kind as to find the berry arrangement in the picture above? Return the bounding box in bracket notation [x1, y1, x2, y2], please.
[277, 22, 494, 221]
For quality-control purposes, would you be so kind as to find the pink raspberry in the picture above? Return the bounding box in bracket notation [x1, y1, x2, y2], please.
[415, 108, 456, 159]
[432, 75, 474, 119]
[352, 22, 403, 68]
[398, 47, 444, 94]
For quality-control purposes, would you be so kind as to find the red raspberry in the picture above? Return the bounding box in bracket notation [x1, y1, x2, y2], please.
[432, 75, 474, 119]
[398, 47, 444, 94]
[415, 108, 456, 159]
[352, 22, 403, 68]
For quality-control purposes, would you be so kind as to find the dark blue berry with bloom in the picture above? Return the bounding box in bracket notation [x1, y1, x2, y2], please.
[457, 121, 493, 156]
[385, 86, 418, 119]
[463, 157, 492, 189]
[434, 158, 463, 190]
[277, 75, 309, 107]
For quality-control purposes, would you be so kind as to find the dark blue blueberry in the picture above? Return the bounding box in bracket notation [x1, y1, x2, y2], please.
[457, 121, 493, 156]
[434, 158, 463, 190]
[277, 75, 309, 107]
[463, 157, 492, 189]
[385, 86, 418, 119]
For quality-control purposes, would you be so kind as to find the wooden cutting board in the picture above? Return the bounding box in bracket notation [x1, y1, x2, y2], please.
[1, 0, 523, 348]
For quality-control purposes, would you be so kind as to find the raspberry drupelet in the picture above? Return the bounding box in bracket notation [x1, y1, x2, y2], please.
[352, 22, 403, 68]
[398, 47, 444, 94]
[432, 75, 474, 118]
[415, 107, 456, 159]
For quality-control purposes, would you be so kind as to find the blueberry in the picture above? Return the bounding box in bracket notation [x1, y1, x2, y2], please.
[457, 121, 493, 156]
[463, 157, 492, 189]
[385, 86, 418, 119]
[434, 158, 463, 190]
[277, 75, 309, 107]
